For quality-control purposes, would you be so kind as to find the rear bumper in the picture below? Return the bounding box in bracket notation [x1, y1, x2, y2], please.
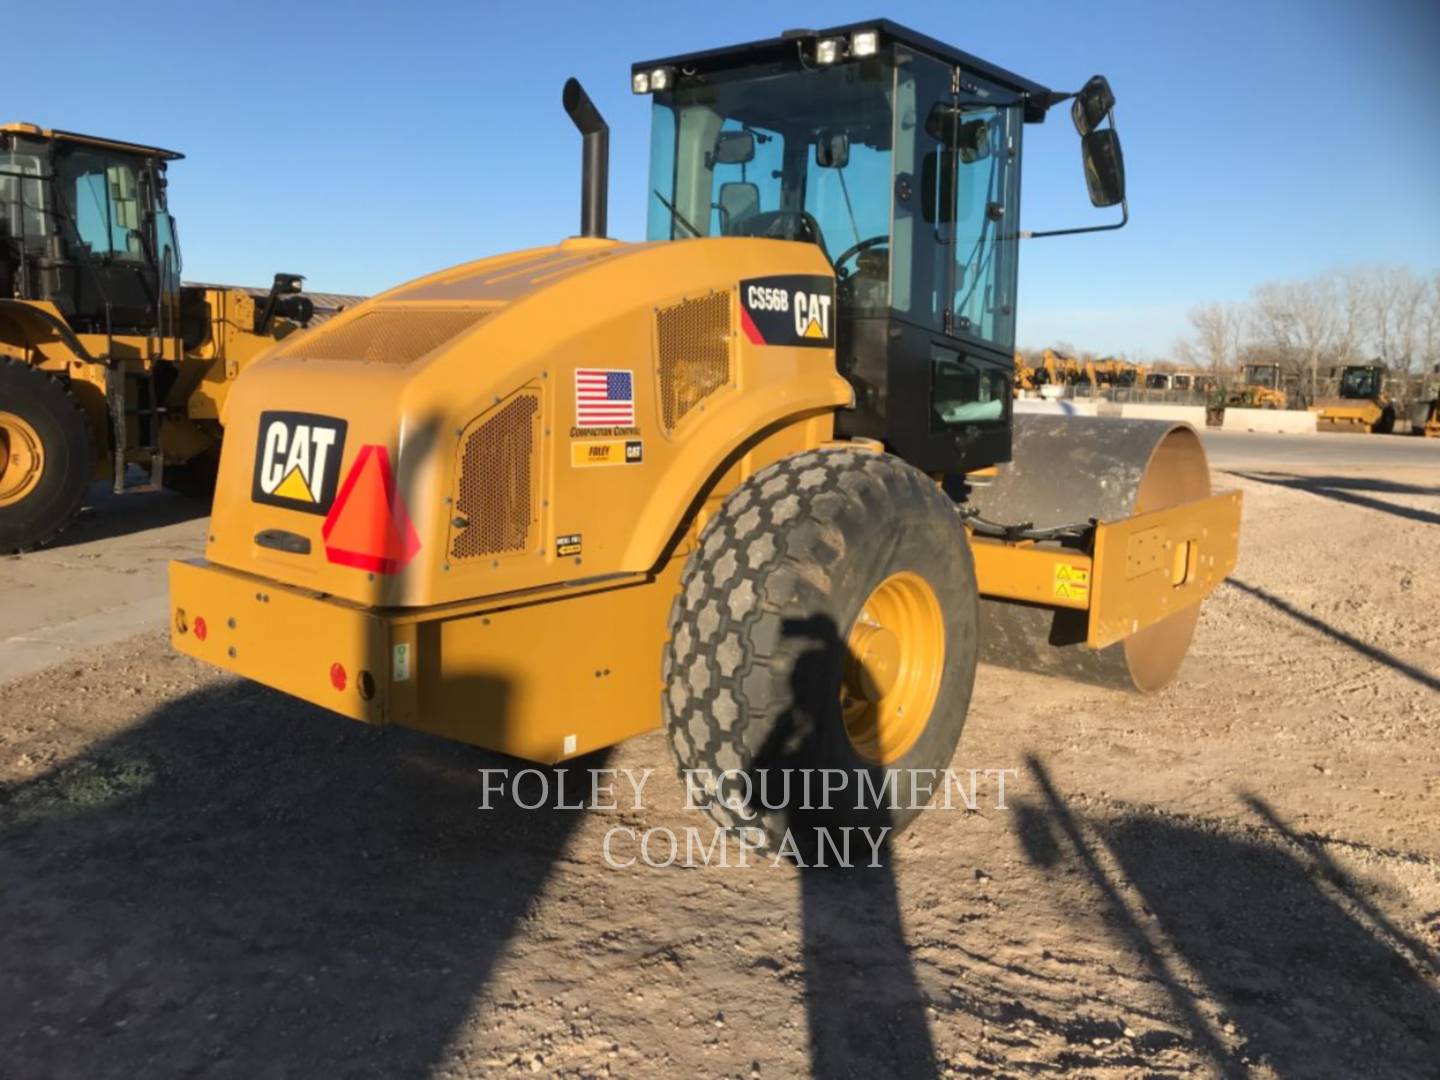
[169, 556, 680, 762]
[170, 559, 393, 725]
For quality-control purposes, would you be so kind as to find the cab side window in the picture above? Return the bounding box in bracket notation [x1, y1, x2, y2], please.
[951, 104, 1018, 345]
[64, 150, 145, 261]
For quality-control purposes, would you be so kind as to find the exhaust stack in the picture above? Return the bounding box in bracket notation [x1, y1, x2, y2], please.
[562, 78, 608, 238]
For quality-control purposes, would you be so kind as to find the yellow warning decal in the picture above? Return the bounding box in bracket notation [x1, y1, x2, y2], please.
[1053, 563, 1090, 602]
[571, 439, 643, 468]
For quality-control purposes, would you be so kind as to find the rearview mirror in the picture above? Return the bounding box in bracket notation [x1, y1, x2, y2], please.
[1082, 129, 1125, 207]
[1070, 75, 1115, 136]
[815, 130, 849, 169]
[924, 103, 991, 163]
[711, 130, 755, 166]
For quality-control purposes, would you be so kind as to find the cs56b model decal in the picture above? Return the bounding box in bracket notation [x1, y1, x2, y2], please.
[252, 411, 348, 514]
[739, 275, 834, 348]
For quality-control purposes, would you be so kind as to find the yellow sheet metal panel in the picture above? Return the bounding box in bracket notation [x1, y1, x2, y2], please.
[970, 539, 1092, 610]
[201, 236, 849, 613]
[169, 552, 682, 764]
[1087, 489, 1242, 649]
[406, 556, 684, 763]
[169, 558, 390, 724]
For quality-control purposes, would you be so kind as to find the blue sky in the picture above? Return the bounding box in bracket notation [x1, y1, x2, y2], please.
[12, 1, 1439, 356]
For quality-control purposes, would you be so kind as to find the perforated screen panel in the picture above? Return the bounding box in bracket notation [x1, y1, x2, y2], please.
[451, 390, 541, 560]
[283, 308, 490, 366]
[656, 292, 732, 432]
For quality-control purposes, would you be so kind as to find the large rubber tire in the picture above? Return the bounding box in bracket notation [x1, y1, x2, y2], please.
[1374, 407, 1395, 436]
[0, 360, 92, 553]
[662, 448, 979, 855]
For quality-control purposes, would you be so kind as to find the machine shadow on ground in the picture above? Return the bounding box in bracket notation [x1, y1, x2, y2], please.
[1226, 578, 1440, 693]
[0, 676, 602, 1077]
[36, 483, 210, 550]
[1015, 756, 1440, 1078]
[748, 612, 942, 1079]
[1226, 470, 1440, 528]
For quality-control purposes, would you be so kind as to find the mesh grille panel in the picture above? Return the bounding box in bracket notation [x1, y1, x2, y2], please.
[451, 391, 540, 560]
[656, 292, 732, 431]
[283, 308, 489, 366]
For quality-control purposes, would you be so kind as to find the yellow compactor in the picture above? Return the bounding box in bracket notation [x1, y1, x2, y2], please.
[1309, 364, 1396, 434]
[171, 22, 1241, 847]
[0, 123, 331, 551]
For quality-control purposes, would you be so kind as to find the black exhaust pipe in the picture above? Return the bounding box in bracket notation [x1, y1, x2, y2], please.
[562, 78, 608, 238]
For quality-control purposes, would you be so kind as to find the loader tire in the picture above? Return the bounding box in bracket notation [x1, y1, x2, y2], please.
[0, 360, 92, 553]
[1373, 407, 1395, 436]
[662, 447, 978, 857]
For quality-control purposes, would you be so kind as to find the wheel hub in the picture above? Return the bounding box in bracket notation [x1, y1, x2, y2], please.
[0, 411, 45, 508]
[842, 571, 946, 765]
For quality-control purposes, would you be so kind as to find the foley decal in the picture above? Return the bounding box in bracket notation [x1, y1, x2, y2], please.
[251, 411, 348, 515]
[571, 438, 643, 468]
[739, 275, 834, 348]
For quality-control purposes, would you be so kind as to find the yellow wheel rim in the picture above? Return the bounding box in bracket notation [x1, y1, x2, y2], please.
[0, 412, 45, 508]
[842, 571, 946, 765]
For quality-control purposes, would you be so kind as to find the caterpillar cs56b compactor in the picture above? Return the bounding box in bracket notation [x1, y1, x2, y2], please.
[172, 22, 1242, 847]
[1309, 364, 1396, 434]
[0, 123, 326, 551]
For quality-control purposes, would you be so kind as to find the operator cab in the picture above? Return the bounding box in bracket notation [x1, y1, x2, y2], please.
[634, 21, 1125, 470]
[0, 124, 183, 336]
[1243, 363, 1280, 390]
[1339, 364, 1383, 399]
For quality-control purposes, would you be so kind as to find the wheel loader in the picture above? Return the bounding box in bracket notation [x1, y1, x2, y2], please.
[0, 122, 330, 551]
[170, 21, 1242, 849]
[1224, 362, 1287, 410]
[1308, 363, 1395, 434]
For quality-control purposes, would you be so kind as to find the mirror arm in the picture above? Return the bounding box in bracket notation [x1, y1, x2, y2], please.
[1019, 198, 1128, 240]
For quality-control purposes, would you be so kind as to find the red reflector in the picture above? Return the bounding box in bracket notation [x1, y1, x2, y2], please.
[320, 444, 421, 575]
[193, 616, 208, 642]
[330, 662, 347, 691]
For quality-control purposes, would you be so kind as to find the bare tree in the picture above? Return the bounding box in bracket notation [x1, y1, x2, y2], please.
[1251, 278, 1338, 400]
[1420, 272, 1440, 397]
[1187, 302, 1243, 372]
[1388, 268, 1426, 374]
[1333, 269, 1370, 366]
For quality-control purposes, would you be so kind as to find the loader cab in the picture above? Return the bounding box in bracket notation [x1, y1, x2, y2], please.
[0, 123, 182, 336]
[636, 21, 1122, 471]
[1242, 363, 1281, 391]
[1338, 364, 1383, 400]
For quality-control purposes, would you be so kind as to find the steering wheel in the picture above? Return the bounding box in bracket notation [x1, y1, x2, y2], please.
[832, 234, 888, 280]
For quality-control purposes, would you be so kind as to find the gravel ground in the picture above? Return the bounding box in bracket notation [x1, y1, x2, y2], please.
[0, 461, 1437, 1079]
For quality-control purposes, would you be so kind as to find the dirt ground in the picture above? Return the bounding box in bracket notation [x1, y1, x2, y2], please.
[1, 458, 1437, 1079]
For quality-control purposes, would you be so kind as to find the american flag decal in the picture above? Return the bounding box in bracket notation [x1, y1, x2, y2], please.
[574, 368, 635, 427]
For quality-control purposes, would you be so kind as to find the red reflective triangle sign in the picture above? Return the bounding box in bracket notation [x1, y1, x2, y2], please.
[321, 444, 420, 574]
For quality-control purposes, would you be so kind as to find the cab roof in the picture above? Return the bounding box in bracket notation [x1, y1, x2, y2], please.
[0, 122, 183, 161]
[632, 19, 1060, 122]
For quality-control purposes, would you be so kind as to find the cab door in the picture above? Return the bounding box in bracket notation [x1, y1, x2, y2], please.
[880, 49, 1024, 471]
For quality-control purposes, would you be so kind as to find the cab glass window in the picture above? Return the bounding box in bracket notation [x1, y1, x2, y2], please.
[950, 100, 1019, 346]
[647, 60, 893, 314]
[0, 143, 50, 246]
[58, 149, 146, 261]
[931, 344, 1008, 430]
